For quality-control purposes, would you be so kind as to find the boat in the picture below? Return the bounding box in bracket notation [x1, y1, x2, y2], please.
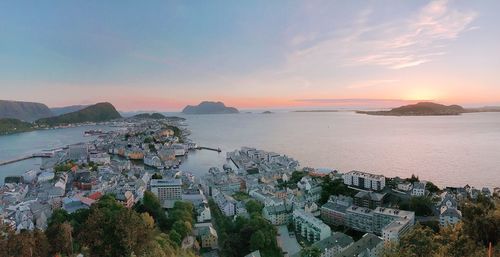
[84, 129, 104, 136]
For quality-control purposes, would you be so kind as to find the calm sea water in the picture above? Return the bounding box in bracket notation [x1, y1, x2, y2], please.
[180, 111, 500, 188]
[0, 125, 118, 183]
[1, 112, 499, 188]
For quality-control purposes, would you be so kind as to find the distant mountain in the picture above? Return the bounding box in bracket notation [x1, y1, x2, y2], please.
[182, 101, 239, 114]
[132, 112, 167, 119]
[51, 105, 89, 116]
[36, 102, 122, 126]
[0, 118, 34, 135]
[357, 102, 465, 116]
[0, 100, 53, 122]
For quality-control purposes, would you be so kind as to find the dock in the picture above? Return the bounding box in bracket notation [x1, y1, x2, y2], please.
[0, 152, 54, 166]
[196, 146, 222, 153]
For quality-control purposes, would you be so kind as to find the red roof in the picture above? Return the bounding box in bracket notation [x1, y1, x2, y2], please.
[88, 191, 103, 200]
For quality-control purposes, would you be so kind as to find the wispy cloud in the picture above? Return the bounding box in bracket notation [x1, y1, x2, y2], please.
[287, 0, 477, 70]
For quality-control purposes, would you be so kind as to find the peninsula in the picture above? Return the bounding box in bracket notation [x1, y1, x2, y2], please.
[182, 101, 239, 114]
[356, 102, 466, 116]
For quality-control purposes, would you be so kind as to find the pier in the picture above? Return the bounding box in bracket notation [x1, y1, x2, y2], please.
[196, 146, 222, 153]
[0, 152, 54, 166]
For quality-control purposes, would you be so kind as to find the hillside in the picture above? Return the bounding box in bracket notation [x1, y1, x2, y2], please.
[50, 104, 89, 116]
[357, 102, 465, 116]
[0, 100, 53, 122]
[182, 101, 239, 114]
[0, 118, 34, 135]
[36, 102, 122, 126]
[131, 112, 167, 119]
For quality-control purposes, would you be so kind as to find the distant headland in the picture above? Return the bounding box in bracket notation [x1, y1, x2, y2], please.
[182, 101, 239, 114]
[357, 102, 500, 116]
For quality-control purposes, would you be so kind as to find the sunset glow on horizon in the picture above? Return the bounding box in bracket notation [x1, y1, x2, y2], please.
[1, 0, 499, 111]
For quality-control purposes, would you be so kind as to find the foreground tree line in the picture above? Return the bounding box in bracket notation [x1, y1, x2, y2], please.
[0, 193, 197, 257]
[382, 195, 500, 257]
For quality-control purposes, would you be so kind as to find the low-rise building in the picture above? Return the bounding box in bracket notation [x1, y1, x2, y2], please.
[333, 233, 383, 257]
[197, 225, 218, 249]
[293, 209, 331, 243]
[411, 182, 426, 197]
[354, 191, 386, 209]
[342, 171, 385, 191]
[263, 203, 293, 225]
[310, 232, 354, 257]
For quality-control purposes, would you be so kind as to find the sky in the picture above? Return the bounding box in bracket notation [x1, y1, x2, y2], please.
[1, 0, 499, 111]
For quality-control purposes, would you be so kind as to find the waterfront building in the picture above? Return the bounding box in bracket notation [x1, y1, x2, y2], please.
[342, 171, 385, 191]
[150, 179, 182, 208]
[293, 209, 331, 243]
[411, 182, 426, 196]
[37, 171, 55, 183]
[68, 143, 88, 161]
[143, 154, 162, 168]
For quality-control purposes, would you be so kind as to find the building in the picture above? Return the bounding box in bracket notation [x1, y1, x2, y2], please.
[342, 171, 385, 191]
[245, 250, 261, 257]
[354, 191, 386, 209]
[333, 233, 383, 257]
[68, 143, 88, 161]
[293, 209, 331, 243]
[346, 206, 374, 233]
[309, 232, 354, 257]
[197, 225, 218, 249]
[213, 191, 236, 217]
[411, 182, 426, 197]
[150, 179, 182, 208]
[263, 203, 293, 225]
[320, 196, 353, 226]
[197, 204, 211, 223]
[397, 182, 413, 191]
[89, 152, 111, 165]
[144, 154, 162, 168]
[439, 206, 462, 227]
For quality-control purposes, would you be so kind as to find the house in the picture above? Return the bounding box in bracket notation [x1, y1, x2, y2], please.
[197, 204, 211, 223]
[411, 182, 426, 197]
[197, 225, 218, 249]
[440, 206, 462, 227]
[397, 183, 413, 191]
[333, 233, 383, 257]
[263, 203, 293, 225]
[293, 232, 353, 257]
[354, 191, 386, 209]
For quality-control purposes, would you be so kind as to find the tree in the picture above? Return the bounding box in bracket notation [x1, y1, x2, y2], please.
[46, 221, 73, 255]
[168, 230, 182, 246]
[79, 195, 153, 257]
[172, 220, 192, 239]
[152, 173, 163, 179]
[300, 246, 321, 257]
[250, 230, 267, 250]
[246, 199, 264, 215]
[398, 224, 438, 257]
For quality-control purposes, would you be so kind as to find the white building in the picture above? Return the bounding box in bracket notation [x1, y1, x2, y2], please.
[411, 182, 426, 197]
[342, 171, 386, 191]
[197, 204, 212, 223]
[439, 206, 462, 227]
[213, 191, 236, 217]
[293, 209, 331, 243]
[263, 203, 293, 225]
[308, 232, 354, 257]
[150, 179, 182, 208]
[37, 171, 55, 183]
[397, 182, 413, 191]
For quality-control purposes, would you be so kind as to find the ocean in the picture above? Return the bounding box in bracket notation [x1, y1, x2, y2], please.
[1, 111, 499, 188]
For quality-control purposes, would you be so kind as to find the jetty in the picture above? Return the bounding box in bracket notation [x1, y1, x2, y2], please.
[196, 146, 222, 153]
[0, 152, 54, 166]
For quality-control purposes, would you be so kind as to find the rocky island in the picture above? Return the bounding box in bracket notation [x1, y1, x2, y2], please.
[357, 102, 466, 116]
[182, 101, 239, 114]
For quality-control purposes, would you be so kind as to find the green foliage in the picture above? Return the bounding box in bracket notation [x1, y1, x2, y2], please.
[461, 198, 499, 247]
[245, 199, 264, 215]
[426, 181, 441, 194]
[168, 230, 182, 246]
[151, 173, 163, 179]
[300, 246, 321, 257]
[0, 118, 34, 135]
[209, 199, 283, 257]
[134, 191, 169, 231]
[400, 196, 434, 216]
[232, 191, 250, 201]
[54, 161, 75, 172]
[319, 176, 357, 204]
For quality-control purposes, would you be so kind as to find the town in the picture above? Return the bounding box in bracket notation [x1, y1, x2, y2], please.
[0, 117, 498, 257]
